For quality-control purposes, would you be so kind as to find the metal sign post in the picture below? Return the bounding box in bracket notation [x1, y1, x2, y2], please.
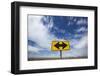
[60, 50, 62, 59]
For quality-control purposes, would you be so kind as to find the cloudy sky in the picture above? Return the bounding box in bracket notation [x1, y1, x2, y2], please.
[28, 15, 88, 60]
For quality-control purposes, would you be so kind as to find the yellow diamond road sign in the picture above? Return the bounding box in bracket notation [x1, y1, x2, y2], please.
[51, 41, 70, 51]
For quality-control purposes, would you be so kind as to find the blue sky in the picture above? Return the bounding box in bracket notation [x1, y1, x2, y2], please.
[28, 15, 88, 59]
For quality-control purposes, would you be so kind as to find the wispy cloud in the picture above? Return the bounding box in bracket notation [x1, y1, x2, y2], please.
[28, 15, 59, 58]
[74, 35, 87, 49]
[76, 18, 87, 25]
[28, 45, 41, 53]
[62, 35, 88, 57]
[76, 27, 87, 32]
[42, 16, 53, 30]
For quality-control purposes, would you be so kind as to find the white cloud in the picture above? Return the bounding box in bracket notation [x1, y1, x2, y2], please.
[67, 21, 71, 26]
[28, 45, 41, 53]
[76, 27, 87, 32]
[74, 36, 87, 49]
[43, 16, 53, 29]
[62, 35, 88, 57]
[73, 18, 77, 22]
[76, 18, 87, 25]
[28, 15, 57, 53]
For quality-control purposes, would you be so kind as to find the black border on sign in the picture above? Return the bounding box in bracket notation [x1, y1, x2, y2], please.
[11, 1, 98, 74]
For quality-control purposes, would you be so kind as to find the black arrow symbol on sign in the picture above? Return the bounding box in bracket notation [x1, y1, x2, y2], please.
[54, 42, 67, 49]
